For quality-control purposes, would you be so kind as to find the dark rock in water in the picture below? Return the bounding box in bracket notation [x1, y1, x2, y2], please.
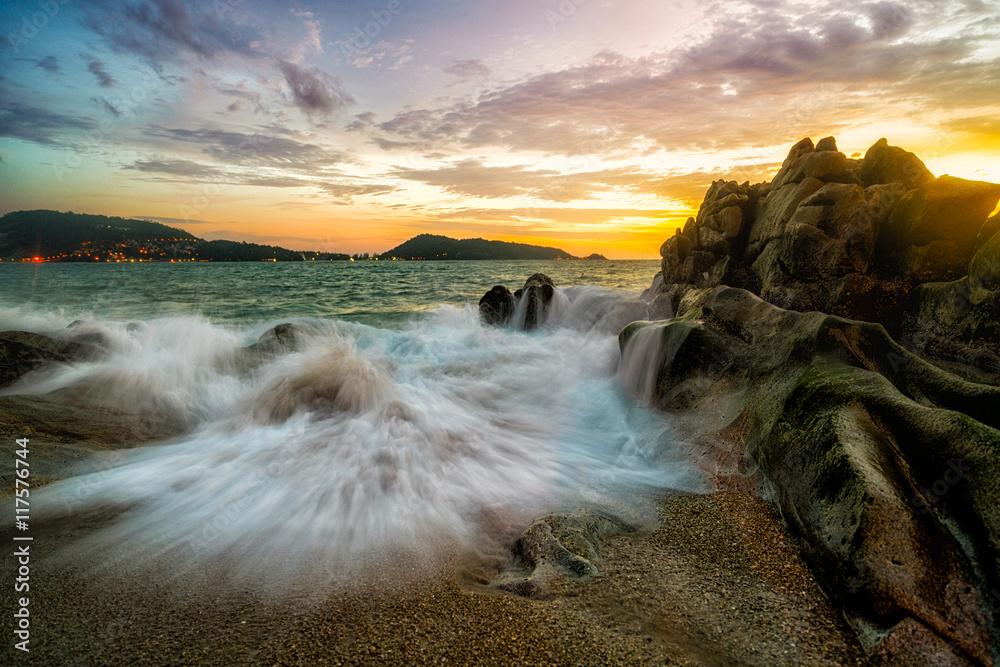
[0, 331, 98, 389]
[490, 511, 632, 599]
[477, 274, 557, 330]
[584, 253, 608, 260]
[246, 322, 302, 357]
[478, 285, 516, 326]
[619, 287, 1000, 664]
[515, 273, 556, 330]
[861, 137, 934, 191]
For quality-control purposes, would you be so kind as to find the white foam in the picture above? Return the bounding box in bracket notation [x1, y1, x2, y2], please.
[32, 289, 705, 588]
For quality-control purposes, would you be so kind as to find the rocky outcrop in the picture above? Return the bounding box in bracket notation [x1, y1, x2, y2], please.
[619, 287, 1000, 665]
[478, 273, 556, 330]
[639, 137, 1000, 663]
[861, 137, 935, 191]
[657, 136, 1000, 367]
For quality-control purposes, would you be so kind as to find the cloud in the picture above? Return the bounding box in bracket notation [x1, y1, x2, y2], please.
[125, 158, 223, 177]
[82, 0, 266, 67]
[392, 159, 740, 204]
[317, 182, 397, 203]
[342, 40, 413, 70]
[434, 208, 685, 225]
[0, 103, 93, 147]
[122, 150, 394, 203]
[443, 59, 491, 80]
[394, 159, 559, 199]
[95, 96, 122, 118]
[36, 55, 61, 74]
[277, 60, 354, 117]
[146, 126, 350, 171]
[365, 2, 1000, 157]
[87, 61, 116, 88]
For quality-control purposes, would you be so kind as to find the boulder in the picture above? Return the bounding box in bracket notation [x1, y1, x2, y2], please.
[478, 285, 516, 326]
[0, 331, 97, 389]
[477, 274, 557, 330]
[489, 511, 632, 599]
[618, 287, 1000, 664]
[660, 232, 694, 284]
[245, 322, 302, 357]
[515, 273, 556, 331]
[861, 137, 935, 191]
[878, 175, 1000, 254]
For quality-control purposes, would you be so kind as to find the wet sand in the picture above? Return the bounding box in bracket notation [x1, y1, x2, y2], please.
[1, 391, 870, 665]
[2, 490, 869, 666]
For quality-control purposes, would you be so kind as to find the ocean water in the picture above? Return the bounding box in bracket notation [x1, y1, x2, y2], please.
[0, 260, 702, 586]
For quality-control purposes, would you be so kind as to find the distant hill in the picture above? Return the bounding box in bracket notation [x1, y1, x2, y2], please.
[380, 234, 576, 260]
[0, 210, 351, 262]
[0, 210, 198, 259]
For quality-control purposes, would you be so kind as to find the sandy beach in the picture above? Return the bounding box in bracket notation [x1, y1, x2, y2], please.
[2, 422, 869, 666]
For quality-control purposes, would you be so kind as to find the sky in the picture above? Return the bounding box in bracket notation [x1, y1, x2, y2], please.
[1, 0, 999, 258]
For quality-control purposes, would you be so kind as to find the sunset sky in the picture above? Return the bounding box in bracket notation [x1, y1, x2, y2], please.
[2, 0, 999, 258]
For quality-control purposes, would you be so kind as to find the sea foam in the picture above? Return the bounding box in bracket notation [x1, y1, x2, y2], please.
[29, 287, 706, 588]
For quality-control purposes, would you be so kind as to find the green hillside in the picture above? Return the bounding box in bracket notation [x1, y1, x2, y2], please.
[381, 234, 575, 260]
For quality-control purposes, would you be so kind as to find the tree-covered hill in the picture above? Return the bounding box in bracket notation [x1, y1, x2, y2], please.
[380, 234, 575, 260]
[0, 210, 199, 260]
[0, 210, 351, 262]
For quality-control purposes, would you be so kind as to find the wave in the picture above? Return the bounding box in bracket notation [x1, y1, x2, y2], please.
[24, 285, 706, 589]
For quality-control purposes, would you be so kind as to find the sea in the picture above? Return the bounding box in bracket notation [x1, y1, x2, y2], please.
[0, 260, 704, 585]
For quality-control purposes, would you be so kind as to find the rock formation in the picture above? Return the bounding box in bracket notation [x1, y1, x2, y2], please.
[479, 273, 556, 330]
[0, 330, 100, 389]
[656, 136, 1000, 380]
[636, 136, 1000, 665]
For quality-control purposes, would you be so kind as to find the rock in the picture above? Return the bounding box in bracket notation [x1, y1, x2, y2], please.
[478, 274, 557, 330]
[515, 273, 556, 330]
[751, 182, 907, 317]
[974, 213, 1000, 254]
[618, 286, 1000, 664]
[0, 331, 97, 389]
[245, 322, 302, 357]
[861, 137, 935, 191]
[970, 229, 1000, 293]
[815, 135, 838, 152]
[478, 285, 516, 326]
[892, 240, 967, 284]
[772, 148, 851, 190]
[769, 136, 855, 191]
[878, 175, 1000, 254]
[746, 177, 826, 261]
[661, 233, 695, 284]
[902, 230, 1000, 382]
[490, 511, 633, 599]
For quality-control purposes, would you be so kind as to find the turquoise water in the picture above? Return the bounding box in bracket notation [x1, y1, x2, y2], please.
[1, 259, 699, 587]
